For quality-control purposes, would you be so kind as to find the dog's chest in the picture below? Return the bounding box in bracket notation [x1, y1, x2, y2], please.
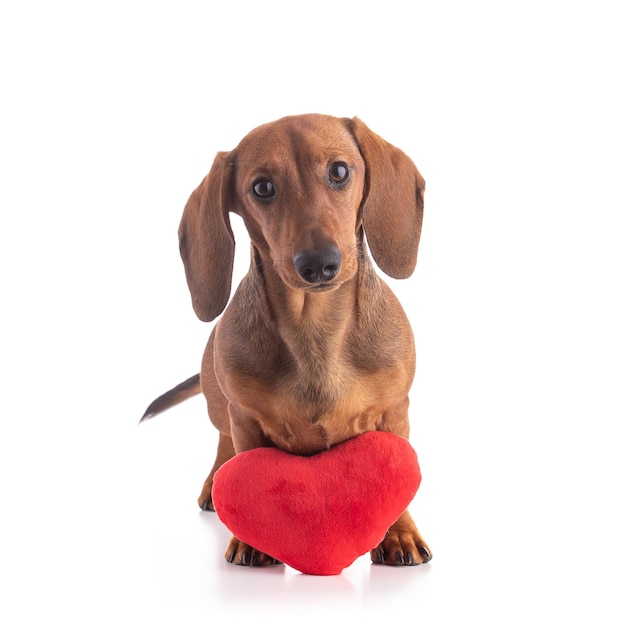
[261, 368, 402, 455]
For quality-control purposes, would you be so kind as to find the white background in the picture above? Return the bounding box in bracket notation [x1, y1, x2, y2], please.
[1, 1, 617, 623]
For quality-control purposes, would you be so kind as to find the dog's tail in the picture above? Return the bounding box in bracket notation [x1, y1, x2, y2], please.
[139, 373, 201, 424]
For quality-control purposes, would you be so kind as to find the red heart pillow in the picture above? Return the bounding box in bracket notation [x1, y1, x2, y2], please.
[211, 431, 421, 575]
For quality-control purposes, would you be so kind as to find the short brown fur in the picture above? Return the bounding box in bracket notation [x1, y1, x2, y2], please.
[142, 114, 432, 567]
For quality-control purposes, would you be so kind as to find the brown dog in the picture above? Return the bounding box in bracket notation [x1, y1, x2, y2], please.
[142, 113, 432, 567]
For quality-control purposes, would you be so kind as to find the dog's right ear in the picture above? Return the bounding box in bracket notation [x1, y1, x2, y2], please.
[178, 151, 235, 322]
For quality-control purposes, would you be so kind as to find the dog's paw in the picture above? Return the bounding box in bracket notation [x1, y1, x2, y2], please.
[198, 496, 215, 511]
[225, 537, 282, 567]
[371, 536, 432, 566]
[370, 512, 432, 566]
[198, 480, 216, 511]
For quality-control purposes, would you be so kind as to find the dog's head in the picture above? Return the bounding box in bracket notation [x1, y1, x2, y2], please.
[179, 114, 425, 322]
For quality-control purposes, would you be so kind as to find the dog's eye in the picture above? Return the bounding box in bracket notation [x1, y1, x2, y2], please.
[328, 162, 349, 185]
[252, 179, 276, 199]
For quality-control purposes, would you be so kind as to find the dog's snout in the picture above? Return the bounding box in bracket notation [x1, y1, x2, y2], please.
[293, 246, 342, 284]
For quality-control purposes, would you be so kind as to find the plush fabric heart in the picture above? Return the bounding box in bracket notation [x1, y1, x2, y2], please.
[211, 431, 421, 575]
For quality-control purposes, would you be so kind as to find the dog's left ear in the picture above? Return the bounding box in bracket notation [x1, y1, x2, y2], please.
[347, 117, 425, 279]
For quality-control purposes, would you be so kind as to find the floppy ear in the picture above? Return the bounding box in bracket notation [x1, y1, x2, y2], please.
[178, 152, 235, 322]
[348, 117, 425, 279]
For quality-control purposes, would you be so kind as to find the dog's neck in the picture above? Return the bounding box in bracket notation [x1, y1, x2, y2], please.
[245, 242, 392, 422]
[250, 244, 366, 373]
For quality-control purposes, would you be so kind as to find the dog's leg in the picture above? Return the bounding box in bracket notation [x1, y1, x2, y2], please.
[197, 433, 236, 511]
[371, 510, 433, 566]
[197, 432, 235, 511]
[197, 331, 238, 511]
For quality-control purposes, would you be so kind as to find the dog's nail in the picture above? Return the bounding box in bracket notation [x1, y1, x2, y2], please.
[395, 551, 404, 565]
[227, 548, 237, 564]
[405, 552, 414, 565]
[421, 546, 432, 562]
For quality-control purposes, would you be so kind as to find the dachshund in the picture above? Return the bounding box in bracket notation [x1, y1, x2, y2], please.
[141, 113, 432, 567]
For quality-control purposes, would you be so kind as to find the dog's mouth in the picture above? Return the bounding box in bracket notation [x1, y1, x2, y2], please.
[281, 273, 344, 293]
[307, 282, 340, 291]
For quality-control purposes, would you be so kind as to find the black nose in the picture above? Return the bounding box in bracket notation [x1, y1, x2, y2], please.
[293, 246, 342, 284]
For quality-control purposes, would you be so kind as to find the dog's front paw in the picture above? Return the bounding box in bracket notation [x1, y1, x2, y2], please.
[371, 511, 432, 566]
[198, 495, 215, 511]
[198, 479, 216, 511]
[371, 535, 432, 566]
[225, 537, 282, 567]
